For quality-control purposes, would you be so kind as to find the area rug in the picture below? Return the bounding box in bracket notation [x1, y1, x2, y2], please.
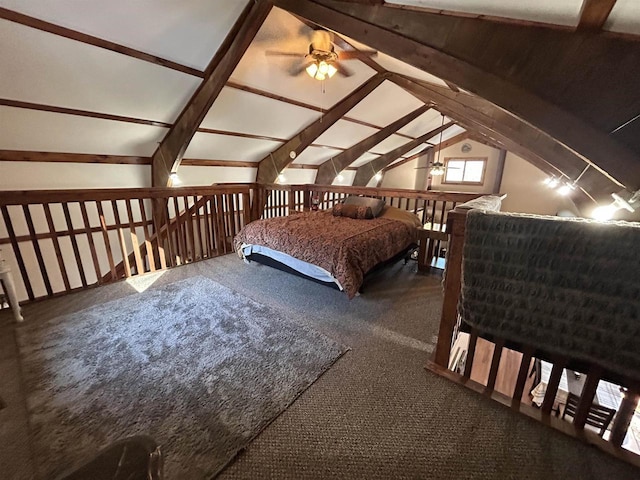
[17, 276, 347, 479]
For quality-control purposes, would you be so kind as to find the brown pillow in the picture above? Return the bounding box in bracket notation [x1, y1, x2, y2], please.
[332, 203, 374, 219]
[343, 196, 385, 217]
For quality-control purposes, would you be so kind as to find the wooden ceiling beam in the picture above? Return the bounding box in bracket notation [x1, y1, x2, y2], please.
[352, 121, 454, 185]
[578, 0, 617, 31]
[0, 7, 203, 78]
[274, 0, 640, 191]
[390, 74, 619, 195]
[151, 0, 272, 187]
[383, 130, 470, 173]
[315, 104, 429, 184]
[0, 98, 172, 128]
[0, 150, 150, 164]
[381, 146, 431, 173]
[256, 73, 385, 183]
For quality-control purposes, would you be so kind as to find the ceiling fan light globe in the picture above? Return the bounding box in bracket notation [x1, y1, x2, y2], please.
[318, 61, 329, 75]
[306, 63, 318, 78]
[327, 63, 337, 78]
[315, 72, 326, 81]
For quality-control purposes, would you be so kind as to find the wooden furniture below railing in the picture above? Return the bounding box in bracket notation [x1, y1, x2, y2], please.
[428, 203, 640, 468]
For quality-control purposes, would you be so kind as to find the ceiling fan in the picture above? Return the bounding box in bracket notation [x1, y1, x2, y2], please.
[265, 29, 377, 80]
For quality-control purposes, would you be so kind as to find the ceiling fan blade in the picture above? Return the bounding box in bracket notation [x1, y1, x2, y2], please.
[335, 61, 354, 77]
[265, 50, 304, 57]
[289, 61, 311, 76]
[339, 50, 378, 60]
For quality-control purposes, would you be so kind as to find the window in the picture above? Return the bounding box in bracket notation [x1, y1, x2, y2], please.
[443, 158, 487, 185]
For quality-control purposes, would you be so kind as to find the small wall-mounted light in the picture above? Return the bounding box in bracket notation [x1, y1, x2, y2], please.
[374, 171, 383, 181]
[591, 189, 640, 221]
[169, 172, 182, 186]
[557, 182, 576, 196]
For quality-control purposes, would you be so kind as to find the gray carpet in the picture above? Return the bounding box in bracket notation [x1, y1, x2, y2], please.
[3, 255, 640, 479]
[16, 276, 347, 479]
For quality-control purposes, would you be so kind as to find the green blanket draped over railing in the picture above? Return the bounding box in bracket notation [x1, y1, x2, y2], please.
[459, 210, 640, 382]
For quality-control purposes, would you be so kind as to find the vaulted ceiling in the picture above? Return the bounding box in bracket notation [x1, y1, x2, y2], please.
[1, 0, 639, 204]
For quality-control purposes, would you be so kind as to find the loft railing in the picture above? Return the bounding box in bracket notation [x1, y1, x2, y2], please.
[0, 183, 482, 303]
[0, 186, 251, 302]
[258, 183, 481, 271]
[429, 202, 640, 468]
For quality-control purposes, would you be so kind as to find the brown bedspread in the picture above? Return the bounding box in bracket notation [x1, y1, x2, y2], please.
[234, 211, 417, 298]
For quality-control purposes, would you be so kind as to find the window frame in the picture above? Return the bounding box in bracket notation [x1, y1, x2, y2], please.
[442, 157, 488, 185]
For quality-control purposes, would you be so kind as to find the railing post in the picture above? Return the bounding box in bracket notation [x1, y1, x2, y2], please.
[433, 208, 468, 368]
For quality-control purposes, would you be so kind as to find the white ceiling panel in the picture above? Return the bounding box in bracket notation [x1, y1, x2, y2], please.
[369, 135, 411, 155]
[397, 109, 443, 137]
[0, 20, 200, 123]
[345, 80, 425, 127]
[230, 8, 377, 110]
[0, 0, 249, 71]
[177, 165, 256, 186]
[385, 1, 584, 27]
[402, 144, 431, 158]
[338, 34, 448, 87]
[0, 106, 167, 155]
[291, 146, 343, 166]
[314, 120, 377, 149]
[183, 133, 282, 161]
[605, 0, 640, 36]
[430, 124, 466, 143]
[201, 87, 321, 139]
[350, 152, 380, 168]
[278, 168, 316, 185]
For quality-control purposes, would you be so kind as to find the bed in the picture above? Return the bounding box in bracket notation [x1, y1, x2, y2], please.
[233, 199, 421, 299]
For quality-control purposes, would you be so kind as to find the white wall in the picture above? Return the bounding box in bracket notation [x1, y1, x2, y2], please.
[500, 153, 576, 215]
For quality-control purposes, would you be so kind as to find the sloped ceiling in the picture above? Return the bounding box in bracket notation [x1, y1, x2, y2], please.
[1, 0, 639, 202]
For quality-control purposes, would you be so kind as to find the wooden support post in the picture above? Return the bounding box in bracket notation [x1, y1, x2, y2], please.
[433, 208, 467, 367]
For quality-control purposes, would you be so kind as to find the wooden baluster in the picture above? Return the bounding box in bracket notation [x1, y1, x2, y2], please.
[111, 200, 131, 278]
[288, 189, 295, 214]
[227, 194, 237, 244]
[43, 203, 71, 291]
[485, 338, 505, 395]
[194, 196, 204, 260]
[79, 201, 102, 284]
[434, 209, 467, 368]
[210, 196, 221, 255]
[463, 328, 479, 379]
[202, 197, 212, 259]
[172, 197, 184, 265]
[125, 199, 144, 275]
[161, 199, 175, 268]
[183, 196, 196, 262]
[216, 194, 227, 254]
[96, 201, 117, 281]
[541, 357, 568, 416]
[511, 345, 535, 410]
[62, 202, 88, 287]
[22, 204, 53, 296]
[610, 387, 640, 447]
[138, 199, 156, 272]
[1, 206, 34, 300]
[573, 365, 603, 429]
[242, 192, 251, 228]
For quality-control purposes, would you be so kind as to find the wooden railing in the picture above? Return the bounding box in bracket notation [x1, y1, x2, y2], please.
[428, 204, 640, 467]
[258, 184, 481, 271]
[0, 186, 252, 302]
[0, 183, 482, 303]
